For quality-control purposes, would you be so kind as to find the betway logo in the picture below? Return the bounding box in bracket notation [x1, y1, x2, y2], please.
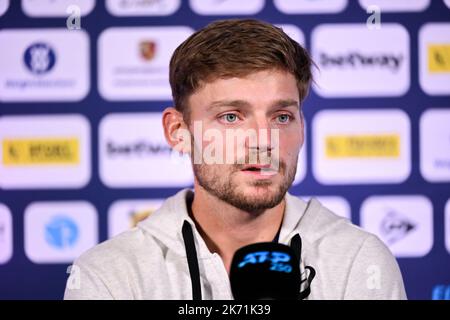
[107, 141, 171, 156]
[319, 52, 404, 72]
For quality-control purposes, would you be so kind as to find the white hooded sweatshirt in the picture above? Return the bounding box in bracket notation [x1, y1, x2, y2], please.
[64, 189, 406, 300]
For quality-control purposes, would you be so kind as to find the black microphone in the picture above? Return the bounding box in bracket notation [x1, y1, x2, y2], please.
[230, 242, 300, 300]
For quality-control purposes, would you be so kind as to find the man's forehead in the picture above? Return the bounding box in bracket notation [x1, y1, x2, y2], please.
[187, 70, 299, 109]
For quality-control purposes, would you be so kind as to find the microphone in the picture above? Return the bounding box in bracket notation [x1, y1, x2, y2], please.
[230, 242, 301, 300]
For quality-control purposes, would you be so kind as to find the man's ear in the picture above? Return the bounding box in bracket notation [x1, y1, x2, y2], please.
[162, 107, 191, 154]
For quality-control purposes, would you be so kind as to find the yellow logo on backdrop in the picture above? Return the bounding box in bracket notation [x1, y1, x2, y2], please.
[2, 138, 79, 166]
[428, 44, 450, 73]
[129, 209, 157, 228]
[326, 134, 400, 158]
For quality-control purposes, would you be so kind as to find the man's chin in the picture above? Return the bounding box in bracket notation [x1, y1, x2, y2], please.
[235, 185, 286, 208]
[240, 182, 276, 195]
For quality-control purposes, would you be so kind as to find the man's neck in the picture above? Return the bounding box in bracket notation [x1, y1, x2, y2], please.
[189, 184, 285, 274]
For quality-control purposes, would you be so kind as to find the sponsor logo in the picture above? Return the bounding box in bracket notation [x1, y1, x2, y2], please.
[24, 201, 98, 263]
[139, 41, 157, 61]
[420, 109, 450, 182]
[0, 115, 91, 189]
[129, 209, 152, 227]
[45, 216, 79, 249]
[108, 199, 164, 237]
[360, 195, 433, 257]
[22, 0, 95, 17]
[313, 109, 410, 184]
[106, 0, 181, 16]
[319, 52, 403, 72]
[0, 29, 90, 102]
[325, 134, 400, 159]
[432, 285, 450, 300]
[0, 204, 12, 264]
[274, 0, 348, 14]
[419, 23, 450, 95]
[106, 140, 171, 157]
[359, 0, 430, 12]
[312, 24, 410, 97]
[99, 113, 193, 187]
[98, 27, 192, 101]
[3, 138, 79, 166]
[379, 209, 416, 245]
[23, 43, 56, 75]
[428, 44, 450, 73]
[189, 0, 264, 15]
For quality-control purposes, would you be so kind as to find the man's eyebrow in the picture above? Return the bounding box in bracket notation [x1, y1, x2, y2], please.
[206, 100, 251, 110]
[271, 99, 299, 109]
[206, 99, 299, 110]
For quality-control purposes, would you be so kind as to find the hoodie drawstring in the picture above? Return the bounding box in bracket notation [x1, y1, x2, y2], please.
[290, 234, 316, 300]
[182, 221, 202, 300]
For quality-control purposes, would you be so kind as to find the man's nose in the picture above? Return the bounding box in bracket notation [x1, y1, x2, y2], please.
[245, 116, 274, 152]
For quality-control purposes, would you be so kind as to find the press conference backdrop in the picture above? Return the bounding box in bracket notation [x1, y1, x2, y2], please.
[0, 0, 449, 300]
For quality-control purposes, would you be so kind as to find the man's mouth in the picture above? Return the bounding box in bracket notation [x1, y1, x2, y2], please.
[240, 164, 278, 177]
[241, 164, 271, 171]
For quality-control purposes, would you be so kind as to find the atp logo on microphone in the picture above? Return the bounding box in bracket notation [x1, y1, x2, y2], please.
[238, 251, 292, 273]
[230, 242, 301, 299]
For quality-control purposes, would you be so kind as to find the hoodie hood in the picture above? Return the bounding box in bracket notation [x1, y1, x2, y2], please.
[65, 188, 407, 300]
[137, 188, 315, 299]
[137, 188, 311, 258]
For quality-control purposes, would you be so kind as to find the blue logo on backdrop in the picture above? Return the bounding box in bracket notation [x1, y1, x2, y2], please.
[45, 216, 79, 249]
[238, 251, 292, 273]
[23, 42, 56, 75]
[432, 285, 450, 300]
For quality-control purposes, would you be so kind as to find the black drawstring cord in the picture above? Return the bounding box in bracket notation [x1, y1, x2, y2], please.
[290, 233, 302, 263]
[182, 221, 202, 300]
[290, 234, 316, 300]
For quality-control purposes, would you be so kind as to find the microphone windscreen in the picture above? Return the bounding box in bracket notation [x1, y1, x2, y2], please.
[230, 242, 300, 300]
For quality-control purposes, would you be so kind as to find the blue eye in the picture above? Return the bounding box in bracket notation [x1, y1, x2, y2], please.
[277, 114, 291, 123]
[222, 114, 238, 123]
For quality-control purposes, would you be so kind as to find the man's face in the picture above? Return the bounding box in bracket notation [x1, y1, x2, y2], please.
[186, 69, 304, 213]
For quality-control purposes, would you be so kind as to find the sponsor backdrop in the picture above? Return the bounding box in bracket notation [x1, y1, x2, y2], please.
[0, 0, 449, 300]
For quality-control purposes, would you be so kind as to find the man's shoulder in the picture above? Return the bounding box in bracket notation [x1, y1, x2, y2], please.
[299, 197, 389, 257]
[288, 195, 406, 299]
[74, 227, 156, 269]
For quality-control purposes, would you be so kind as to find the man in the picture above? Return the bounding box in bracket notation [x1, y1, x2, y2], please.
[64, 19, 406, 300]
